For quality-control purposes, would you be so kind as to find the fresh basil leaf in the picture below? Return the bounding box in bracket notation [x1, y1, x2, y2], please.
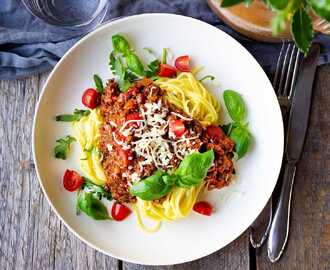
[230, 126, 252, 159]
[291, 7, 314, 55]
[93, 74, 104, 94]
[82, 177, 112, 201]
[54, 135, 76, 160]
[310, 0, 330, 21]
[56, 109, 90, 122]
[145, 59, 160, 78]
[125, 52, 145, 76]
[174, 150, 214, 188]
[221, 0, 245, 7]
[223, 90, 247, 122]
[222, 123, 235, 136]
[112, 34, 130, 55]
[268, 0, 288, 10]
[199, 75, 215, 82]
[130, 170, 174, 201]
[77, 192, 111, 220]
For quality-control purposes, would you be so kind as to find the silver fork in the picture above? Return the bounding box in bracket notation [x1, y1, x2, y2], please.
[249, 42, 302, 248]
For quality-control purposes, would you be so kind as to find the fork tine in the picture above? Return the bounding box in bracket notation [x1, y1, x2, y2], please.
[283, 45, 298, 97]
[288, 49, 302, 99]
[273, 43, 286, 90]
[278, 43, 292, 96]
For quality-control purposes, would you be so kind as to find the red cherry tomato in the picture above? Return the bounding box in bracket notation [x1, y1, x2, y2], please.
[111, 202, 131, 221]
[169, 119, 186, 137]
[82, 88, 101, 109]
[63, 169, 84, 192]
[193, 201, 213, 216]
[126, 113, 143, 128]
[117, 147, 133, 168]
[175, 55, 190, 72]
[206, 125, 223, 141]
[158, 64, 177, 77]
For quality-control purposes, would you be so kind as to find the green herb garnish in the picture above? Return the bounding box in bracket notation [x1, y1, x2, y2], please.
[93, 74, 104, 94]
[222, 90, 252, 159]
[110, 34, 161, 91]
[130, 150, 214, 201]
[56, 109, 90, 122]
[162, 48, 167, 64]
[54, 135, 76, 160]
[82, 177, 112, 201]
[77, 192, 111, 220]
[199, 75, 215, 83]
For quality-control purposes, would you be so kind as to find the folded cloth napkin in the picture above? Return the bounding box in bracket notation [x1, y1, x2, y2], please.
[1, 0, 330, 80]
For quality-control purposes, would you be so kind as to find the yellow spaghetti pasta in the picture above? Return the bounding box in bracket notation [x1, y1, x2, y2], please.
[156, 72, 221, 126]
[136, 183, 205, 223]
[72, 109, 106, 186]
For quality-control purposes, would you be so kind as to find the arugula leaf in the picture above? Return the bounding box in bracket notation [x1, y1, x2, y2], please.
[130, 170, 174, 201]
[112, 34, 130, 55]
[109, 51, 132, 92]
[162, 48, 167, 64]
[145, 59, 160, 78]
[56, 109, 90, 122]
[310, 0, 330, 21]
[221, 0, 245, 7]
[82, 177, 112, 201]
[54, 135, 76, 160]
[93, 74, 104, 94]
[77, 192, 111, 220]
[199, 75, 215, 82]
[291, 7, 314, 55]
[174, 150, 214, 188]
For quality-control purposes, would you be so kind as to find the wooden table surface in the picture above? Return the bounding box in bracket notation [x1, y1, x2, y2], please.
[1, 65, 329, 270]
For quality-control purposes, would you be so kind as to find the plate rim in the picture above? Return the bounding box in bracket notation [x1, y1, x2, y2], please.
[32, 13, 284, 265]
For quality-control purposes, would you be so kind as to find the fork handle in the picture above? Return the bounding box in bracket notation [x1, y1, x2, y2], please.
[267, 162, 296, 262]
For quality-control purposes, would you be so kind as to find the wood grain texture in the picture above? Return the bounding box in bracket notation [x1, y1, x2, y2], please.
[0, 72, 119, 270]
[256, 65, 330, 270]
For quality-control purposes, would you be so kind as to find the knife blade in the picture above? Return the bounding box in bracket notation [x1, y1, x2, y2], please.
[267, 43, 320, 262]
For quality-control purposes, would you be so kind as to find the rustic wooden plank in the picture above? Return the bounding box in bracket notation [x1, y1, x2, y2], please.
[0, 72, 119, 270]
[256, 64, 330, 270]
[123, 233, 250, 270]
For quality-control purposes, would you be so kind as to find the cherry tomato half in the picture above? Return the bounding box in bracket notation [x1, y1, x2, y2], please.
[82, 88, 101, 109]
[169, 119, 186, 137]
[206, 125, 223, 142]
[193, 201, 213, 216]
[175, 55, 190, 72]
[111, 202, 131, 221]
[63, 169, 84, 192]
[126, 113, 143, 128]
[158, 64, 177, 77]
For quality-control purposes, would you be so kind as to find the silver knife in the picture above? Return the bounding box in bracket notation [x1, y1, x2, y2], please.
[267, 43, 320, 262]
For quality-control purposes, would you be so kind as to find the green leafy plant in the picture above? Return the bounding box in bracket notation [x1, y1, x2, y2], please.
[220, 0, 330, 55]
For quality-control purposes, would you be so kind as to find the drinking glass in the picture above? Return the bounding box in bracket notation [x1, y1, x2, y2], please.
[21, 0, 109, 34]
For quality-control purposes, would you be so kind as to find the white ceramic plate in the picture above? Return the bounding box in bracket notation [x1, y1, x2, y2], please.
[33, 14, 283, 265]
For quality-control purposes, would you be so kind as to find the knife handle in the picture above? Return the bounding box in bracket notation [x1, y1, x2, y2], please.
[267, 162, 296, 262]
